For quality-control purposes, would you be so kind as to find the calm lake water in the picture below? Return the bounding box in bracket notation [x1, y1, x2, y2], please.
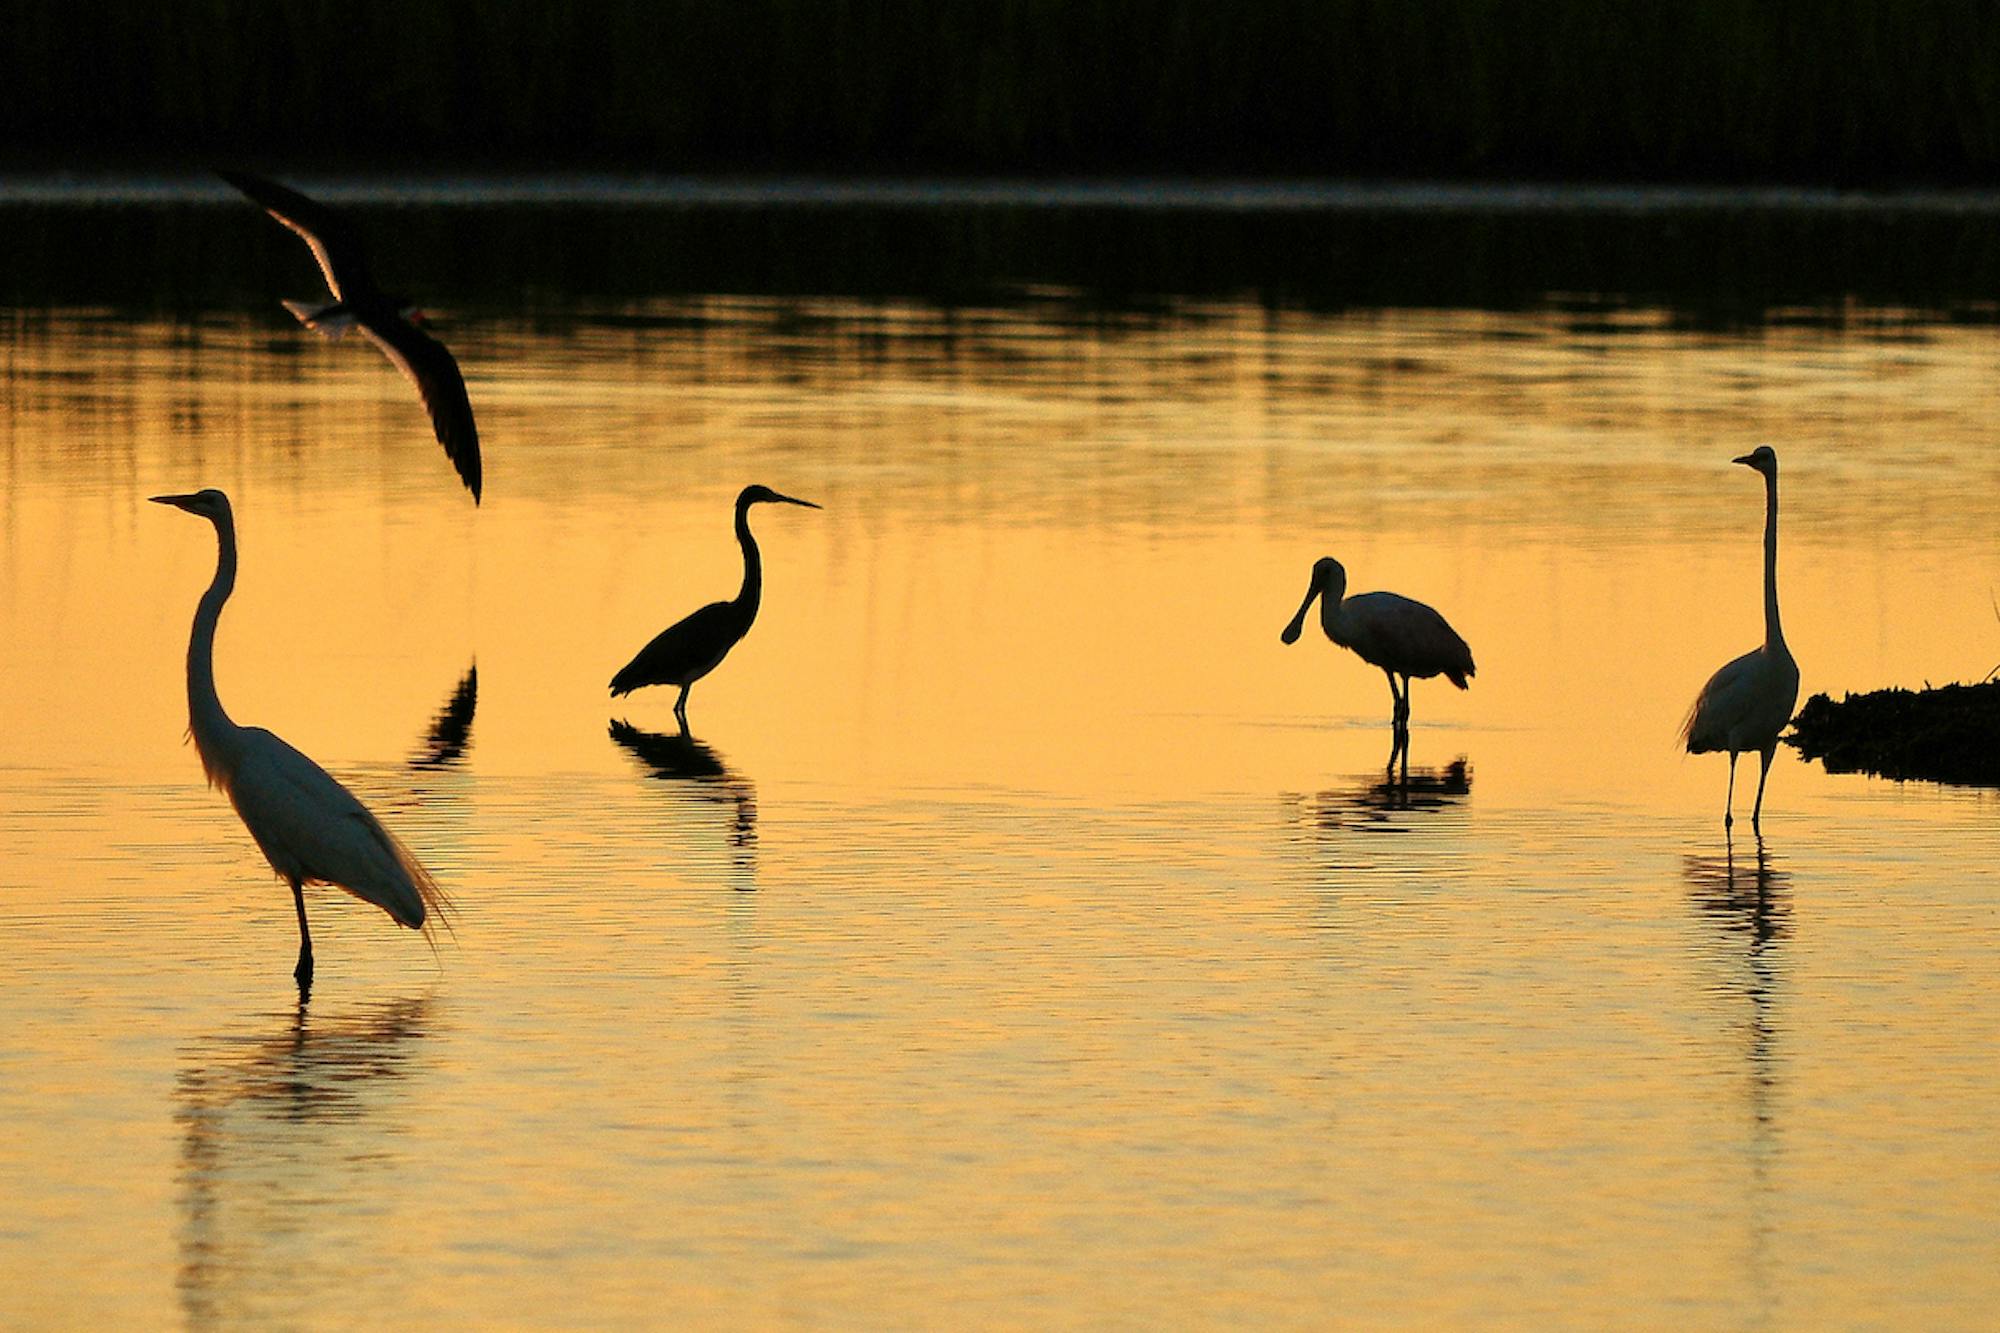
[3, 183, 1998, 1326]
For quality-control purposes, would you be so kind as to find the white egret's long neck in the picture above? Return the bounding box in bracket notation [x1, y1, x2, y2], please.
[733, 500, 763, 613]
[187, 515, 239, 748]
[1760, 468, 1785, 650]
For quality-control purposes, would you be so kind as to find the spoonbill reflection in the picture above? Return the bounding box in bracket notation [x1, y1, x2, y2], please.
[154, 489, 450, 988]
[609, 485, 821, 727]
[219, 171, 482, 503]
[1682, 447, 1800, 834]
[1281, 557, 1475, 740]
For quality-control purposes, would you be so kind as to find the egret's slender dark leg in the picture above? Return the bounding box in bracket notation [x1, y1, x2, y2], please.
[1724, 752, 1739, 829]
[674, 684, 691, 731]
[290, 876, 314, 989]
[1398, 674, 1413, 727]
[1751, 745, 1775, 834]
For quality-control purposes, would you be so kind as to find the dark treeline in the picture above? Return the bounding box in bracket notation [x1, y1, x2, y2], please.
[6, 201, 2000, 328]
[8, 1, 2000, 182]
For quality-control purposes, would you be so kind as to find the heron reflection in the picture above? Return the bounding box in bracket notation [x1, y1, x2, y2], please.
[175, 994, 435, 1325]
[408, 663, 477, 771]
[608, 718, 758, 883]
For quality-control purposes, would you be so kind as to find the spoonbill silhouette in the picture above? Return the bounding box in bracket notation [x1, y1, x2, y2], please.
[1281, 557, 1475, 745]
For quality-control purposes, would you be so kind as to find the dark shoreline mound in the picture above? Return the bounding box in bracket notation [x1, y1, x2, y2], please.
[1786, 682, 2000, 787]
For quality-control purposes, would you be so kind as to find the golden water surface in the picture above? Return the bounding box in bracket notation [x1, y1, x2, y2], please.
[2, 287, 1998, 1325]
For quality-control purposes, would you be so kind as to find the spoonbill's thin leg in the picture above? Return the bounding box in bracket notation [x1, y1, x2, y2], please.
[1724, 752, 1739, 829]
[674, 685, 691, 728]
[290, 876, 314, 989]
[1751, 745, 1776, 834]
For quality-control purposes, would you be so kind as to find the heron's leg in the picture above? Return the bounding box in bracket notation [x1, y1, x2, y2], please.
[1724, 752, 1738, 829]
[1398, 675, 1413, 726]
[290, 876, 314, 989]
[1751, 745, 1775, 834]
[1383, 670, 1401, 731]
[674, 684, 691, 731]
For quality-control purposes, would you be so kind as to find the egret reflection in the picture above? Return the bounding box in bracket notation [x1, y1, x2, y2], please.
[1683, 839, 1791, 1325]
[175, 995, 436, 1325]
[608, 718, 758, 883]
[408, 663, 478, 771]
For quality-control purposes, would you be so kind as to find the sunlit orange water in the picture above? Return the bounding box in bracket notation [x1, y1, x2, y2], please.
[3, 279, 1998, 1324]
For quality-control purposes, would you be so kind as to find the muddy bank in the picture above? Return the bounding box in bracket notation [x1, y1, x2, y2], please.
[1786, 682, 2000, 786]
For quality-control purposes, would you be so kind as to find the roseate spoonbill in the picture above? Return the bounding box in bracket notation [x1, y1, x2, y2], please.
[1281, 557, 1475, 741]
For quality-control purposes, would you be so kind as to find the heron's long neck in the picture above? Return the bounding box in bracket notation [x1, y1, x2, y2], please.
[1760, 469, 1785, 651]
[733, 501, 763, 613]
[187, 517, 239, 747]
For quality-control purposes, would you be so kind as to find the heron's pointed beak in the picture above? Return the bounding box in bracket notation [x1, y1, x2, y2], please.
[149, 493, 200, 511]
[773, 492, 822, 509]
[1731, 453, 1755, 466]
[1281, 580, 1320, 645]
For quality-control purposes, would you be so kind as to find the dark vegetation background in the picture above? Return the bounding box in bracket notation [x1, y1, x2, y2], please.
[8, 0, 2000, 182]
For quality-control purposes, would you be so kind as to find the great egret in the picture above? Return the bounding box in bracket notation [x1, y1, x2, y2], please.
[219, 171, 482, 503]
[609, 484, 820, 726]
[154, 488, 450, 988]
[1683, 446, 1800, 833]
[1281, 557, 1476, 745]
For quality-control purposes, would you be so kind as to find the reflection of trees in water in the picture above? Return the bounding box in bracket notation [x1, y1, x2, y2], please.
[175, 995, 435, 1327]
[608, 718, 757, 888]
[1682, 838, 1793, 1328]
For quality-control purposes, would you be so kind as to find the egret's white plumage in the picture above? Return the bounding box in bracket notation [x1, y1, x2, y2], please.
[1281, 556, 1476, 739]
[154, 488, 448, 986]
[1682, 446, 1800, 833]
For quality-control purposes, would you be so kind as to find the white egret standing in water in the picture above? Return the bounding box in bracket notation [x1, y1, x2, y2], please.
[1281, 557, 1476, 747]
[609, 484, 821, 728]
[154, 489, 450, 988]
[1683, 446, 1800, 833]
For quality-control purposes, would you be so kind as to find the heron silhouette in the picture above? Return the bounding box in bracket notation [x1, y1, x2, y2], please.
[1683, 446, 1800, 834]
[219, 171, 482, 503]
[1281, 557, 1475, 752]
[609, 484, 820, 727]
[154, 489, 450, 988]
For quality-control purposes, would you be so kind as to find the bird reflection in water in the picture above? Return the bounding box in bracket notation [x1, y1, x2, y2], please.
[608, 718, 758, 886]
[407, 663, 477, 771]
[1311, 756, 1472, 831]
[175, 994, 435, 1326]
[1683, 837, 1792, 1326]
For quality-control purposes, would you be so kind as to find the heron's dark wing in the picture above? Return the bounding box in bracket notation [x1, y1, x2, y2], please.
[358, 315, 484, 503]
[217, 170, 372, 300]
[609, 601, 749, 696]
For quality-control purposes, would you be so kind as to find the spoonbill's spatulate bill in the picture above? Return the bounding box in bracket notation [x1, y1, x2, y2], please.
[1682, 446, 1800, 833]
[609, 484, 821, 727]
[1281, 557, 1476, 741]
[218, 170, 483, 503]
[154, 488, 450, 988]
